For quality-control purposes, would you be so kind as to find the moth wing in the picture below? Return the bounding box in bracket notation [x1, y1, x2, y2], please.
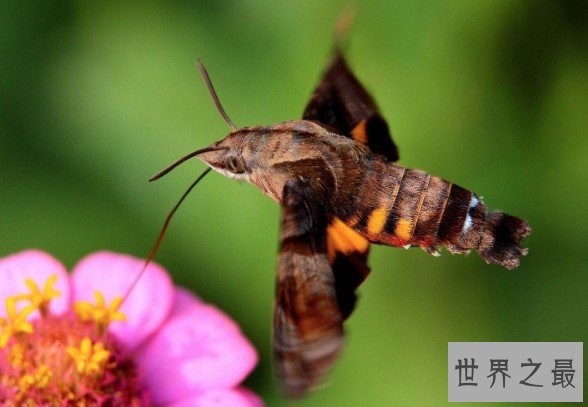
[274, 181, 344, 397]
[326, 217, 371, 320]
[303, 51, 399, 161]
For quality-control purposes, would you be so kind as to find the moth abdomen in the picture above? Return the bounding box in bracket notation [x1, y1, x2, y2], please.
[477, 211, 531, 269]
[421, 180, 531, 269]
[338, 156, 530, 268]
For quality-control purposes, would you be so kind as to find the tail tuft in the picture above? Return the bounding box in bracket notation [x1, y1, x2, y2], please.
[478, 211, 531, 269]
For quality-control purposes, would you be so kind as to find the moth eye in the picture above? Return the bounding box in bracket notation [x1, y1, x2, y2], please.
[225, 156, 246, 174]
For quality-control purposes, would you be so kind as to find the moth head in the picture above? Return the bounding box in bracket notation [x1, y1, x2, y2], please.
[196, 132, 252, 180]
[150, 128, 262, 183]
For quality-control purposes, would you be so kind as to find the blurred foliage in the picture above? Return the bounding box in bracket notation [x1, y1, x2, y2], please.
[1, 1, 587, 405]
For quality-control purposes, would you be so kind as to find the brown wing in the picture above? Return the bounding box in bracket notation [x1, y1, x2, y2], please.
[274, 180, 344, 398]
[304, 51, 379, 321]
[303, 51, 399, 162]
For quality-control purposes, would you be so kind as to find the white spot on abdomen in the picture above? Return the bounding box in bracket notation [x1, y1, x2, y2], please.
[461, 195, 479, 235]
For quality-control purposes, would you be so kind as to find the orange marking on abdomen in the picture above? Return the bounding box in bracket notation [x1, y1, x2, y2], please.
[366, 207, 388, 240]
[395, 218, 413, 242]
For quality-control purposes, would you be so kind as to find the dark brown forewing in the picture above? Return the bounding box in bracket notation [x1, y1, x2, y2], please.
[303, 52, 399, 162]
[326, 217, 370, 320]
[274, 181, 344, 398]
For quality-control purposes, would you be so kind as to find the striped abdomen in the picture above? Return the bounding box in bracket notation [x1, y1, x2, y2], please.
[338, 157, 531, 269]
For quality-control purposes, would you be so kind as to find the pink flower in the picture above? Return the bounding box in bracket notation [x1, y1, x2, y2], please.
[0, 250, 262, 406]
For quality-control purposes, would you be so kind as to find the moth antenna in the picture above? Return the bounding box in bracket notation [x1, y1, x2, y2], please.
[334, 5, 357, 51]
[196, 60, 237, 130]
[149, 146, 228, 182]
[121, 167, 213, 304]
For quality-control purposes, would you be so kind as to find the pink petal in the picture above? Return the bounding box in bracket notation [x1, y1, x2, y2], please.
[166, 388, 264, 407]
[70, 251, 173, 351]
[169, 287, 202, 319]
[233, 387, 265, 407]
[136, 304, 258, 404]
[0, 250, 70, 318]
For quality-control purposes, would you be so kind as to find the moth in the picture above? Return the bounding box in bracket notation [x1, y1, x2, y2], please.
[150, 47, 531, 397]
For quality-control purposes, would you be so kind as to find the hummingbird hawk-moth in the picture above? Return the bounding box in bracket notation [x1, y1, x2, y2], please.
[150, 46, 531, 397]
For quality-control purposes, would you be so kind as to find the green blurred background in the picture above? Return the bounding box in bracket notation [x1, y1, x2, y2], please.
[1, 1, 587, 405]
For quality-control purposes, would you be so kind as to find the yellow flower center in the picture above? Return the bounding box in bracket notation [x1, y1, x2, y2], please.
[66, 337, 111, 377]
[14, 275, 61, 316]
[0, 298, 36, 348]
[0, 275, 145, 404]
[17, 364, 52, 398]
[8, 343, 25, 367]
[74, 291, 126, 333]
